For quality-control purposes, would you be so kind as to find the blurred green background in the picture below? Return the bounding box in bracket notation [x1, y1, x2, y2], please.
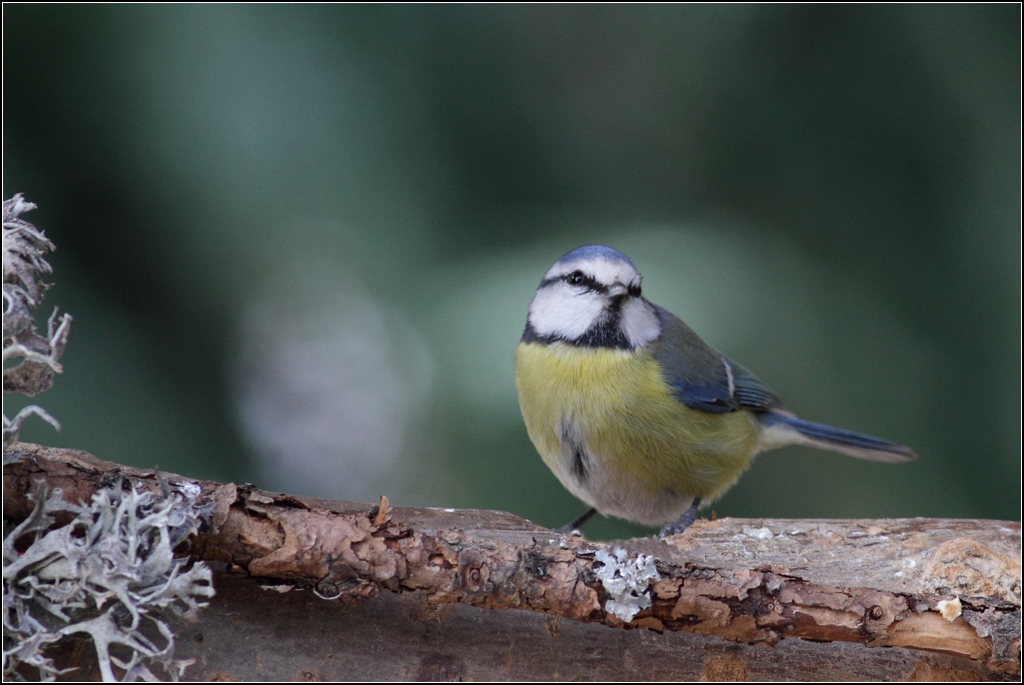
[4, 5, 1020, 538]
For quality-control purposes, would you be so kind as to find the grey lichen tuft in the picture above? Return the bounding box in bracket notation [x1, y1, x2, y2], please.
[3, 194, 72, 448]
[593, 547, 661, 623]
[3, 482, 215, 681]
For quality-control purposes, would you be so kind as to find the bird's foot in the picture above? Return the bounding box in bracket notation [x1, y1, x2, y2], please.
[659, 498, 702, 538]
[555, 507, 597, 534]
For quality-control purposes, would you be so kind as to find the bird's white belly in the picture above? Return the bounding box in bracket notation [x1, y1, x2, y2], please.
[552, 415, 697, 526]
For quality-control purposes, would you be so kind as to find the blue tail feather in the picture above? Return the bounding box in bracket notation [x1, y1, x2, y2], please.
[761, 413, 917, 463]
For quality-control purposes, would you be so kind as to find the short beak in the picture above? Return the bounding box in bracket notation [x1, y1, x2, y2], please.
[607, 283, 628, 309]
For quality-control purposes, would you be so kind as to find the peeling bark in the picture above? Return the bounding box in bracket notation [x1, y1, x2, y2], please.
[4, 442, 1021, 681]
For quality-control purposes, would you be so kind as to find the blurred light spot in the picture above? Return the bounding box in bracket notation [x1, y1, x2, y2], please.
[231, 261, 432, 500]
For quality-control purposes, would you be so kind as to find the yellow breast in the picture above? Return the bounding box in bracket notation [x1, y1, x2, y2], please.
[514, 341, 761, 516]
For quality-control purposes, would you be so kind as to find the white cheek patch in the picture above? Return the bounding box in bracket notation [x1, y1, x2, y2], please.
[529, 282, 605, 339]
[619, 298, 660, 348]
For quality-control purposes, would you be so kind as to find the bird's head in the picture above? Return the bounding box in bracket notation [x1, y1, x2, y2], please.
[524, 245, 660, 349]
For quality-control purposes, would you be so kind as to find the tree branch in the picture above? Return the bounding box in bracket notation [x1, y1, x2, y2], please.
[4, 442, 1020, 681]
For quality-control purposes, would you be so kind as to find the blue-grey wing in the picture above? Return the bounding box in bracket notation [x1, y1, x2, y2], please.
[647, 305, 916, 462]
[647, 305, 784, 415]
[729, 360, 784, 412]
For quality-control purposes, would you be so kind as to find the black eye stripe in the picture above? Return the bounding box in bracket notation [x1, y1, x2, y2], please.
[538, 272, 641, 296]
[565, 271, 603, 291]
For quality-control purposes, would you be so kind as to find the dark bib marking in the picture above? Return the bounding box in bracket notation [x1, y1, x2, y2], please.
[559, 420, 590, 484]
[571, 445, 588, 482]
[521, 320, 632, 350]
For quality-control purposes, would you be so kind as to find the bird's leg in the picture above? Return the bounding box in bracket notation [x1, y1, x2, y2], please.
[659, 498, 702, 538]
[556, 508, 598, 534]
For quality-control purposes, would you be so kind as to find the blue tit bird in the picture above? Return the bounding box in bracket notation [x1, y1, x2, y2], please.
[513, 245, 917, 537]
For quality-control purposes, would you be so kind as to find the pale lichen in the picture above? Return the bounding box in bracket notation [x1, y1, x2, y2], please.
[3, 194, 71, 448]
[593, 547, 661, 623]
[2, 194, 215, 680]
[3, 482, 215, 681]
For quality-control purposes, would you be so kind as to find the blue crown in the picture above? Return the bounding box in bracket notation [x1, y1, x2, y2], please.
[557, 245, 635, 268]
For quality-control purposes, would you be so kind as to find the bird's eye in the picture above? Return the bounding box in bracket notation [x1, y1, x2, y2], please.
[567, 271, 586, 286]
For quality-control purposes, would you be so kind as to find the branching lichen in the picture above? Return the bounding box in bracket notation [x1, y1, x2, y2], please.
[3, 194, 72, 447]
[2, 195, 215, 680]
[3, 482, 215, 681]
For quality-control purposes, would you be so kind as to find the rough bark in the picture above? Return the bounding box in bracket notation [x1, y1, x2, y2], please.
[4, 442, 1021, 681]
